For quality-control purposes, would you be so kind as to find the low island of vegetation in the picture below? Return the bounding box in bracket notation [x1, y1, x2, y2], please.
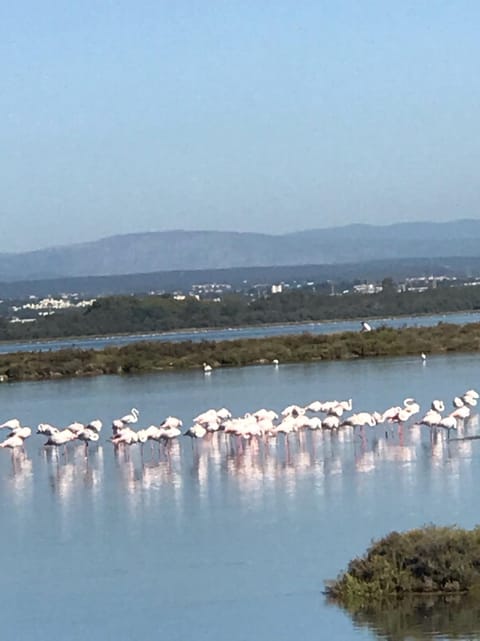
[1, 321, 480, 381]
[326, 525, 480, 608]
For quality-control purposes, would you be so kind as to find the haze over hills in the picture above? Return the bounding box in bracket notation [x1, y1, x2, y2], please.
[2, 220, 480, 282]
[2, 256, 480, 300]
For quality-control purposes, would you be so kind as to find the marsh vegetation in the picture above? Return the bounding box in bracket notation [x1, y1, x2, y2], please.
[326, 525, 480, 606]
[1, 321, 480, 380]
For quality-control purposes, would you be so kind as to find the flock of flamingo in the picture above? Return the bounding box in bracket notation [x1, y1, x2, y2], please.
[0, 387, 477, 460]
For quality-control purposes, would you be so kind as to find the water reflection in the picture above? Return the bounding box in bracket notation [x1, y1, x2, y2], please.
[2, 412, 478, 515]
[335, 594, 480, 640]
[2, 358, 480, 640]
[7, 450, 33, 505]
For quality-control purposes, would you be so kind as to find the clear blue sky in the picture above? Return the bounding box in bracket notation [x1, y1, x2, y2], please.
[1, 1, 480, 251]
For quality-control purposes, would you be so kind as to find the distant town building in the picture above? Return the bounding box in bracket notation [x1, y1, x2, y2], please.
[353, 283, 382, 294]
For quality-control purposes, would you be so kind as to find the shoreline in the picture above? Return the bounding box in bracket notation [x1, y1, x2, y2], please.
[1, 320, 480, 382]
[0, 308, 479, 350]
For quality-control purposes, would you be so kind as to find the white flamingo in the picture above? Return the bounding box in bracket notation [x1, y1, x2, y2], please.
[322, 415, 341, 430]
[87, 419, 103, 433]
[0, 434, 25, 450]
[184, 424, 207, 440]
[111, 427, 138, 445]
[305, 400, 323, 413]
[342, 412, 377, 428]
[0, 418, 21, 430]
[431, 400, 445, 413]
[451, 405, 471, 420]
[419, 410, 443, 427]
[10, 426, 32, 440]
[162, 425, 182, 442]
[281, 404, 305, 418]
[161, 416, 183, 429]
[76, 428, 100, 455]
[119, 408, 140, 425]
[44, 428, 77, 447]
[37, 423, 60, 436]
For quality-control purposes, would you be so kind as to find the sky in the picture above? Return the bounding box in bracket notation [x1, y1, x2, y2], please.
[1, 1, 480, 252]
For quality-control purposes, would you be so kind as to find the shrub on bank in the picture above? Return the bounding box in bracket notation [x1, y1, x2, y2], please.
[326, 526, 480, 606]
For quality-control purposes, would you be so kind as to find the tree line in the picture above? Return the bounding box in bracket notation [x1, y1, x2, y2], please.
[3, 284, 480, 342]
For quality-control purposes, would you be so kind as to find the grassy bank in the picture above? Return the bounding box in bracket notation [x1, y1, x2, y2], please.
[0, 321, 480, 381]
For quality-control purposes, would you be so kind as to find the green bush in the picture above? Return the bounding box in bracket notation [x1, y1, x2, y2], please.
[326, 526, 480, 607]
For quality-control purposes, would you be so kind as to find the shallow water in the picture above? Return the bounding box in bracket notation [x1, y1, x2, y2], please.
[1, 355, 480, 640]
[1, 310, 479, 353]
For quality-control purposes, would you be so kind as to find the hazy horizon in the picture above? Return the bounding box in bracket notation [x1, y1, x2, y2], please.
[1, 216, 476, 254]
[2, 2, 480, 252]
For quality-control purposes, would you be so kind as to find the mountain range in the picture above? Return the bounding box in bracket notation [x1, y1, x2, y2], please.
[2, 219, 480, 282]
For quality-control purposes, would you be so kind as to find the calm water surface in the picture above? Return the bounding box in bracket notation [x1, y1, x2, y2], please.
[2, 355, 480, 640]
[2, 310, 480, 353]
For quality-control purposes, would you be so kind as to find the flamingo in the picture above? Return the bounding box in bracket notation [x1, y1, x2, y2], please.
[304, 417, 322, 430]
[66, 422, 85, 435]
[160, 416, 183, 429]
[184, 424, 207, 440]
[431, 400, 445, 413]
[451, 405, 471, 420]
[0, 425, 31, 449]
[419, 410, 443, 427]
[322, 415, 341, 430]
[402, 398, 421, 420]
[162, 425, 182, 442]
[43, 428, 77, 448]
[76, 428, 100, 455]
[111, 427, 138, 445]
[216, 408, 232, 421]
[281, 404, 305, 418]
[465, 389, 479, 399]
[342, 412, 377, 428]
[253, 409, 278, 422]
[119, 408, 140, 425]
[0, 434, 25, 450]
[10, 426, 32, 440]
[145, 425, 163, 441]
[87, 419, 103, 433]
[438, 415, 458, 432]
[305, 401, 323, 413]
[37, 423, 60, 436]
[462, 394, 477, 408]
[0, 418, 21, 430]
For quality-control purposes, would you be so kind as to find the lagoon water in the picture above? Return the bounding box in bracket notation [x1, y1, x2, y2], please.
[2, 355, 480, 640]
[2, 310, 480, 354]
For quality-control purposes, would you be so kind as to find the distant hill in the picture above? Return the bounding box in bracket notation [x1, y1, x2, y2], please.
[1, 220, 480, 281]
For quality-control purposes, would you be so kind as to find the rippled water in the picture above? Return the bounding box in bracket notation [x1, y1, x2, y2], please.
[2, 355, 480, 640]
[1, 310, 479, 353]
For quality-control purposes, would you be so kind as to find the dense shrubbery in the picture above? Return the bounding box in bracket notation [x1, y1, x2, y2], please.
[0, 321, 480, 381]
[326, 526, 480, 606]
